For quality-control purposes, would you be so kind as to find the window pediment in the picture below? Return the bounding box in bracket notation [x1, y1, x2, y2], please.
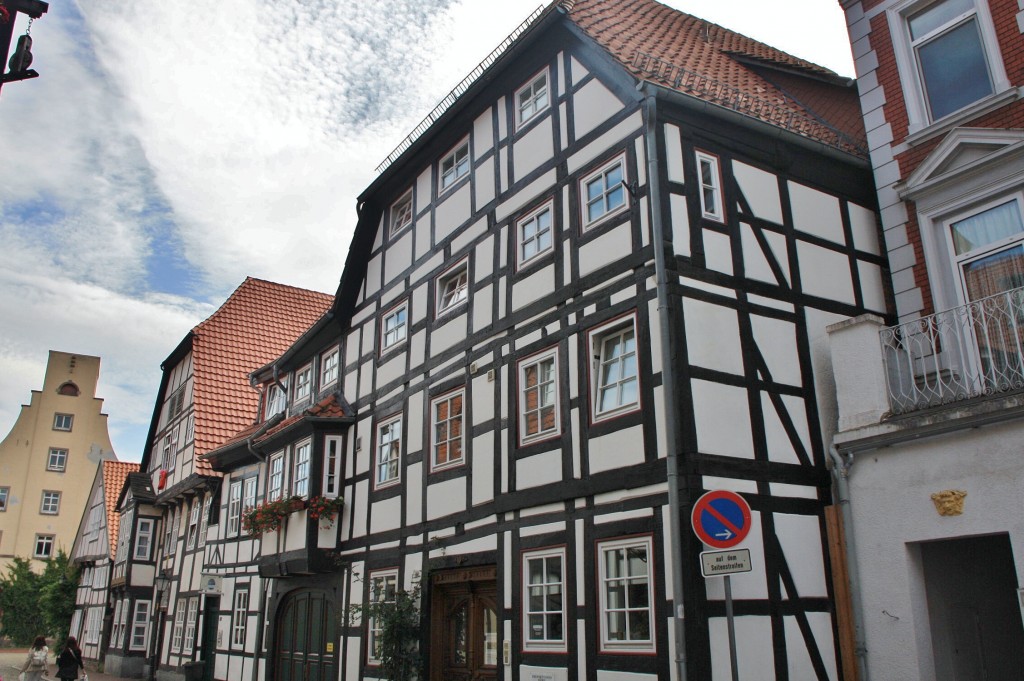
[900, 128, 1024, 205]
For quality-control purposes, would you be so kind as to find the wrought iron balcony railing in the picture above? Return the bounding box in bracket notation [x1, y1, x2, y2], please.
[880, 286, 1024, 415]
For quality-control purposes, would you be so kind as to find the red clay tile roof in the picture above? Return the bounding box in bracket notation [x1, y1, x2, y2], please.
[102, 460, 139, 558]
[190, 277, 333, 474]
[253, 395, 350, 445]
[565, 0, 866, 155]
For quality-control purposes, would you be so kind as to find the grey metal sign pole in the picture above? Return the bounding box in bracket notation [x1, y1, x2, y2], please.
[724, 574, 739, 681]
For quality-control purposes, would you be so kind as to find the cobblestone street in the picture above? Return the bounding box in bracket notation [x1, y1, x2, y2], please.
[0, 650, 130, 681]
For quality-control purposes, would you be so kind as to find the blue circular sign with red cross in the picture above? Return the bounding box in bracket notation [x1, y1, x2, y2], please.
[691, 490, 752, 549]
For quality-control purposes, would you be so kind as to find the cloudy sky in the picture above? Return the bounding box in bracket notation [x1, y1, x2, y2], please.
[0, 0, 855, 462]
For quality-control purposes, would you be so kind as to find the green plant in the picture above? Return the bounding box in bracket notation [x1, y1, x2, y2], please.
[350, 575, 422, 681]
[39, 550, 80, 640]
[242, 496, 304, 536]
[306, 495, 344, 527]
[0, 550, 79, 643]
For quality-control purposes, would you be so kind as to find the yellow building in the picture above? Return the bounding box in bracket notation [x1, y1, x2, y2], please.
[0, 351, 117, 572]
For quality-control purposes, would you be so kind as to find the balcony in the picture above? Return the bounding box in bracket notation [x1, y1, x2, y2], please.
[880, 287, 1024, 415]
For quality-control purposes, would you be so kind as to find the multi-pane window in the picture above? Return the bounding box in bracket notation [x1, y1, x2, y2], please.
[166, 387, 186, 421]
[375, 416, 402, 488]
[184, 413, 195, 444]
[519, 350, 559, 444]
[135, 518, 154, 560]
[294, 365, 312, 404]
[390, 190, 413, 237]
[582, 158, 626, 228]
[34, 534, 55, 558]
[163, 508, 175, 557]
[591, 318, 640, 420]
[518, 203, 553, 267]
[948, 198, 1024, 301]
[40, 491, 61, 515]
[381, 302, 408, 351]
[696, 151, 724, 222]
[266, 382, 288, 418]
[323, 435, 343, 498]
[168, 509, 180, 556]
[232, 589, 249, 648]
[598, 537, 654, 651]
[86, 607, 102, 645]
[243, 477, 257, 513]
[440, 140, 470, 192]
[292, 440, 311, 498]
[172, 604, 185, 651]
[227, 481, 242, 535]
[116, 511, 133, 566]
[47, 448, 68, 471]
[321, 348, 340, 388]
[117, 598, 130, 647]
[368, 570, 398, 663]
[130, 601, 151, 650]
[524, 548, 566, 650]
[0, 486, 9, 511]
[436, 262, 469, 316]
[198, 497, 211, 548]
[53, 413, 73, 431]
[186, 501, 200, 550]
[110, 601, 124, 650]
[268, 453, 285, 502]
[516, 71, 549, 127]
[184, 597, 198, 654]
[432, 390, 464, 470]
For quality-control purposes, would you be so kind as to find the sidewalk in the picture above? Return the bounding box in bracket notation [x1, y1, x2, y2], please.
[0, 650, 131, 681]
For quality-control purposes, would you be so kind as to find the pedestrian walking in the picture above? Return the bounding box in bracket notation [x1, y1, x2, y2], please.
[55, 636, 85, 680]
[20, 635, 49, 681]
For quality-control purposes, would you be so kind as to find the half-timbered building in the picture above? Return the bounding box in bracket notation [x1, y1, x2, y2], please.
[831, 0, 1024, 678]
[204, 1, 888, 680]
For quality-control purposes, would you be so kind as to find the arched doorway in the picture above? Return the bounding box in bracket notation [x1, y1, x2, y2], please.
[274, 589, 338, 681]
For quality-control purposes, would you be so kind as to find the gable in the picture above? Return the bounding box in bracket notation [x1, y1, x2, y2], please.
[901, 128, 1024, 204]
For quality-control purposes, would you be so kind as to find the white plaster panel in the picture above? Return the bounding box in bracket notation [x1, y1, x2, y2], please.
[431, 313, 469, 357]
[513, 120, 554, 181]
[472, 371, 495, 423]
[596, 672, 657, 681]
[475, 237, 494, 283]
[364, 254, 382, 298]
[472, 436, 494, 507]
[703, 229, 734, 276]
[634, 136, 646, 186]
[761, 393, 810, 466]
[436, 184, 472, 239]
[520, 502, 563, 518]
[406, 461, 422, 526]
[579, 225, 633, 278]
[709, 616, 774, 681]
[385, 232, 414, 287]
[858, 260, 888, 313]
[476, 158, 496, 212]
[404, 553, 423, 589]
[410, 329, 425, 372]
[664, 123, 684, 184]
[412, 277, 429, 320]
[740, 223, 789, 287]
[733, 162, 783, 224]
[797, 242, 855, 305]
[516, 449, 563, 489]
[569, 56, 589, 85]
[789, 181, 845, 244]
[495, 170, 558, 222]
[447, 534, 497, 556]
[680, 276, 737, 300]
[785, 614, 838, 681]
[416, 167, 431, 213]
[700, 476, 759, 495]
[369, 492, 400, 536]
[593, 508, 653, 525]
[571, 408, 582, 479]
[372, 214, 385, 252]
[565, 113, 642, 174]
[848, 202, 881, 255]
[803, 308, 847, 446]
[377, 351, 405, 388]
[514, 328, 543, 351]
[692, 380, 753, 458]
[588, 425, 645, 474]
[499, 223, 507, 271]
[775, 513, 828, 598]
[559, 102, 568, 155]
[750, 314, 801, 386]
[495, 95, 507, 141]
[499, 146, 508, 195]
[670, 194, 690, 257]
[475, 108, 494, 153]
[427, 476, 467, 521]
[407, 391, 423, 455]
[568, 330, 579, 401]
[683, 298, 744, 375]
[518, 521, 567, 538]
[513, 264, 555, 312]
[473, 283, 493, 334]
[769, 482, 819, 499]
[639, 195, 650, 249]
[415, 213, 432, 260]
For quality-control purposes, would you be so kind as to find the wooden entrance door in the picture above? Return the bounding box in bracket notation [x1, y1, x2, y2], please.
[275, 589, 338, 681]
[200, 597, 219, 681]
[430, 567, 499, 681]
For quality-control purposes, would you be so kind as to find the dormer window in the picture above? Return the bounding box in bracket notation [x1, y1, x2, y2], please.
[294, 365, 312, 404]
[266, 383, 287, 418]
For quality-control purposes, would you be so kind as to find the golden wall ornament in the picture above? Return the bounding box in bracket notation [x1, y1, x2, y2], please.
[930, 489, 967, 516]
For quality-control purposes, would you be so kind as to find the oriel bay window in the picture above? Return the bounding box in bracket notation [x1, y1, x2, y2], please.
[523, 548, 566, 651]
[518, 349, 559, 445]
[268, 452, 285, 501]
[227, 481, 242, 535]
[598, 536, 655, 652]
[292, 439, 311, 497]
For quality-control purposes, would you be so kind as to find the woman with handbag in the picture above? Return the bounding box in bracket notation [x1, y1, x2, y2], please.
[20, 635, 49, 681]
[56, 636, 85, 681]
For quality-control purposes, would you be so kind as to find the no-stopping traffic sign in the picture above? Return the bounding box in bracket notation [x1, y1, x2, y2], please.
[691, 490, 752, 549]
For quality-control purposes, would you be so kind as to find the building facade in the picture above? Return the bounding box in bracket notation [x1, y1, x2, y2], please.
[0, 350, 118, 572]
[834, 0, 1024, 679]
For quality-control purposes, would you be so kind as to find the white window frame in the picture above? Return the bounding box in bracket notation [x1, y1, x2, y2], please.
[109, 602, 122, 649]
[887, 0, 1010, 135]
[323, 435, 343, 498]
[53, 413, 73, 431]
[117, 598, 130, 648]
[47, 447, 68, 472]
[186, 501, 200, 550]
[0, 486, 8, 511]
[227, 480, 242, 535]
[517, 201, 554, 269]
[943, 194, 1024, 306]
[293, 365, 312, 404]
[439, 138, 470, 194]
[375, 414, 403, 489]
[518, 348, 561, 445]
[580, 155, 627, 230]
[367, 569, 398, 664]
[389, 189, 414, 237]
[589, 315, 641, 422]
[435, 260, 469, 317]
[268, 452, 285, 502]
[231, 589, 249, 649]
[292, 439, 311, 498]
[516, 69, 549, 129]
[163, 508, 175, 557]
[172, 602, 185, 652]
[266, 382, 288, 418]
[184, 413, 195, 444]
[168, 509, 180, 556]
[522, 547, 567, 651]
[597, 536, 655, 652]
[243, 477, 257, 514]
[130, 600, 151, 650]
[86, 607, 102, 645]
[380, 301, 409, 353]
[696, 150, 725, 223]
[40, 490, 61, 515]
[198, 496, 211, 548]
[116, 510, 133, 565]
[135, 518, 154, 560]
[184, 597, 198, 655]
[320, 347, 340, 388]
[431, 388, 465, 471]
[34, 534, 54, 558]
